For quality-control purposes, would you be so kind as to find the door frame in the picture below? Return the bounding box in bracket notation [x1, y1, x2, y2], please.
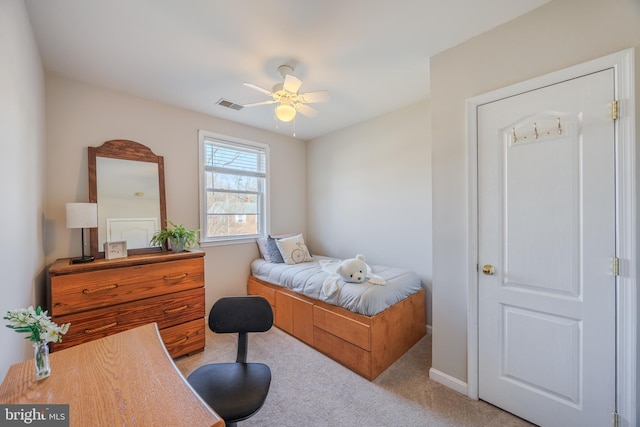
[466, 49, 636, 426]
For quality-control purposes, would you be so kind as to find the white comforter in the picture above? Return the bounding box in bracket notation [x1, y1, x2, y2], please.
[250, 256, 423, 316]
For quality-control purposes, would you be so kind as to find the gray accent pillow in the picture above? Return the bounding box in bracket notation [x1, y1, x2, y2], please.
[256, 237, 269, 260]
[266, 235, 285, 263]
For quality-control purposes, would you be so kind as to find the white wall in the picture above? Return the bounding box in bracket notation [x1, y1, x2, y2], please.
[0, 0, 46, 379]
[430, 0, 640, 395]
[44, 74, 307, 311]
[307, 100, 432, 325]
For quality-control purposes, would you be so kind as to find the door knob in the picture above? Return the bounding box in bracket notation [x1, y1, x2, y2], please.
[482, 264, 495, 275]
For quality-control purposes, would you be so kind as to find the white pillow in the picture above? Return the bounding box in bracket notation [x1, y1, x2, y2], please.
[275, 234, 313, 264]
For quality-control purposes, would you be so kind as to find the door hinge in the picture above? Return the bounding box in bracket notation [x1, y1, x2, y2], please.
[612, 100, 619, 120]
[613, 257, 620, 276]
[613, 411, 619, 427]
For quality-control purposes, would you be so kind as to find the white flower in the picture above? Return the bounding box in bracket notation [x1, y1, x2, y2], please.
[4, 306, 70, 343]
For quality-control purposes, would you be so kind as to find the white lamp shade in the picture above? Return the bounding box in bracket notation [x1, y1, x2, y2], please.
[275, 104, 296, 122]
[66, 203, 98, 229]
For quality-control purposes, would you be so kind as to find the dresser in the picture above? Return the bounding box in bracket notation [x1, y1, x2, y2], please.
[47, 250, 206, 358]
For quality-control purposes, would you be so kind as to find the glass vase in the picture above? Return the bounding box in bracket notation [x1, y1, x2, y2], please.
[33, 341, 50, 380]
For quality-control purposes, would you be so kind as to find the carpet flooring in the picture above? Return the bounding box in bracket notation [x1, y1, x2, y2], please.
[175, 327, 535, 427]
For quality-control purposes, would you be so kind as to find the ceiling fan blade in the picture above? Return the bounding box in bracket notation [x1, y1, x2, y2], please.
[299, 90, 331, 104]
[243, 82, 273, 96]
[283, 74, 302, 94]
[243, 100, 276, 107]
[295, 103, 319, 118]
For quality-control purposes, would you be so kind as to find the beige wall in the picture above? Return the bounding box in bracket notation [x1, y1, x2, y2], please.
[307, 100, 432, 325]
[44, 74, 307, 311]
[0, 0, 46, 379]
[430, 0, 640, 393]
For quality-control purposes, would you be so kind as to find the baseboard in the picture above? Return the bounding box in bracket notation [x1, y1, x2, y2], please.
[428, 368, 469, 396]
[426, 324, 432, 335]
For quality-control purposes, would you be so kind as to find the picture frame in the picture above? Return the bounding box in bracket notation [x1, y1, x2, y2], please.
[104, 240, 127, 260]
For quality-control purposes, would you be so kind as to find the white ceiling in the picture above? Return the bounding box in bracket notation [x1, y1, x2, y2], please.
[25, 0, 550, 140]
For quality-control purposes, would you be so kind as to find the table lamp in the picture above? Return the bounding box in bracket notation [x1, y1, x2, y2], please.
[66, 202, 98, 264]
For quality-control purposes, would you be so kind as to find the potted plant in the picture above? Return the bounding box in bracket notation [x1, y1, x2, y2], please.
[150, 221, 199, 252]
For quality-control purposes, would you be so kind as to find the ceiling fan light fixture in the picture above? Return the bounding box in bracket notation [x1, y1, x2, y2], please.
[243, 64, 329, 126]
[275, 103, 296, 122]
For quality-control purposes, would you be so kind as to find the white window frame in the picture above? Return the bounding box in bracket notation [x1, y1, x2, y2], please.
[198, 130, 270, 246]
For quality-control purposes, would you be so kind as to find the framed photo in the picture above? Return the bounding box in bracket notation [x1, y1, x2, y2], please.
[104, 241, 127, 260]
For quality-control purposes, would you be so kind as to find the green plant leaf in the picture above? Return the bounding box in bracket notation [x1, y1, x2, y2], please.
[149, 220, 199, 250]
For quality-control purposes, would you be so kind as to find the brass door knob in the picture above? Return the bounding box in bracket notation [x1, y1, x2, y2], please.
[482, 264, 495, 275]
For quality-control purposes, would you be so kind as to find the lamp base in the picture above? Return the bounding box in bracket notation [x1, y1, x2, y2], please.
[71, 256, 94, 264]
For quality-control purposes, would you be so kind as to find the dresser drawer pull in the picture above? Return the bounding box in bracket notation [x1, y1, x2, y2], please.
[166, 336, 189, 348]
[164, 305, 189, 314]
[82, 284, 118, 294]
[163, 273, 188, 281]
[84, 322, 118, 334]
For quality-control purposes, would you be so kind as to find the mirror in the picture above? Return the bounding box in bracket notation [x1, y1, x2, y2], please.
[89, 140, 167, 258]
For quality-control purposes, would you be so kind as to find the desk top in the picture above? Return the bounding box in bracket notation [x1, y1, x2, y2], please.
[0, 323, 223, 427]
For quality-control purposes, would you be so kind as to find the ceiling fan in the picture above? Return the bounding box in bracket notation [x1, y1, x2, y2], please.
[243, 65, 330, 123]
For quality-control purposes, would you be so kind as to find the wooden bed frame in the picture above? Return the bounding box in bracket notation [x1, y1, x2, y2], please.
[247, 275, 426, 380]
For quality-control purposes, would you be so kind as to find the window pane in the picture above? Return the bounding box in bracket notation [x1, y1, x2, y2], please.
[206, 213, 258, 237]
[207, 191, 258, 215]
[205, 143, 266, 175]
[205, 170, 213, 188]
[212, 171, 260, 192]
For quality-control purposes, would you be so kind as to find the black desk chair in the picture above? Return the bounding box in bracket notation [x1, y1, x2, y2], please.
[188, 296, 274, 427]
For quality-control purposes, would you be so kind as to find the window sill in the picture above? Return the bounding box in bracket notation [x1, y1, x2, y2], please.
[199, 236, 261, 247]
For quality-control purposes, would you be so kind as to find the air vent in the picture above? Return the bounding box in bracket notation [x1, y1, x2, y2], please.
[216, 98, 244, 111]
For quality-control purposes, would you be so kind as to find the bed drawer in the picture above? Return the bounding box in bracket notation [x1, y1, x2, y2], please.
[275, 291, 314, 346]
[247, 277, 276, 306]
[160, 318, 206, 358]
[313, 305, 370, 351]
[52, 288, 205, 351]
[50, 258, 204, 316]
[314, 327, 371, 378]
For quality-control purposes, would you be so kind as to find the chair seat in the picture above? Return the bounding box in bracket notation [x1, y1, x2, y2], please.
[187, 362, 271, 423]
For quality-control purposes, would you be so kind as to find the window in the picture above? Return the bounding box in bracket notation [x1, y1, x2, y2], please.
[198, 130, 269, 245]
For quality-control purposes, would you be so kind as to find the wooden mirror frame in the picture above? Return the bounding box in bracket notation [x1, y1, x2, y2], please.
[88, 140, 167, 258]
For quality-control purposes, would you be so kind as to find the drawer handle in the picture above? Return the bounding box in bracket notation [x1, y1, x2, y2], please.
[163, 273, 188, 281]
[164, 305, 189, 314]
[84, 322, 118, 334]
[82, 284, 118, 294]
[166, 336, 189, 347]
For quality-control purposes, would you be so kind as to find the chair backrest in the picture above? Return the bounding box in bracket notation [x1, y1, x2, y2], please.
[208, 296, 273, 363]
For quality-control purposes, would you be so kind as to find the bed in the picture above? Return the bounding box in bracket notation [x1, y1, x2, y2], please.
[247, 244, 426, 380]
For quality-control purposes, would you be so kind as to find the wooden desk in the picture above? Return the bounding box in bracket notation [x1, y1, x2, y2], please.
[0, 323, 223, 426]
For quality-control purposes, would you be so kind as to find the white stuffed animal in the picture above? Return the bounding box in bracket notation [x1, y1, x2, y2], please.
[336, 254, 385, 285]
[321, 254, 386, 297]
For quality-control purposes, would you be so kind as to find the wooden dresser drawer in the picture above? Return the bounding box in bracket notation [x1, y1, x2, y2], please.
[160, 319, 206, 358]
[52, 287, 205, 351]
[50, 258, 204, 316]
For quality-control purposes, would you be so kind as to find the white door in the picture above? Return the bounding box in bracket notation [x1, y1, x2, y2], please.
[477, 69, 616, 426]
